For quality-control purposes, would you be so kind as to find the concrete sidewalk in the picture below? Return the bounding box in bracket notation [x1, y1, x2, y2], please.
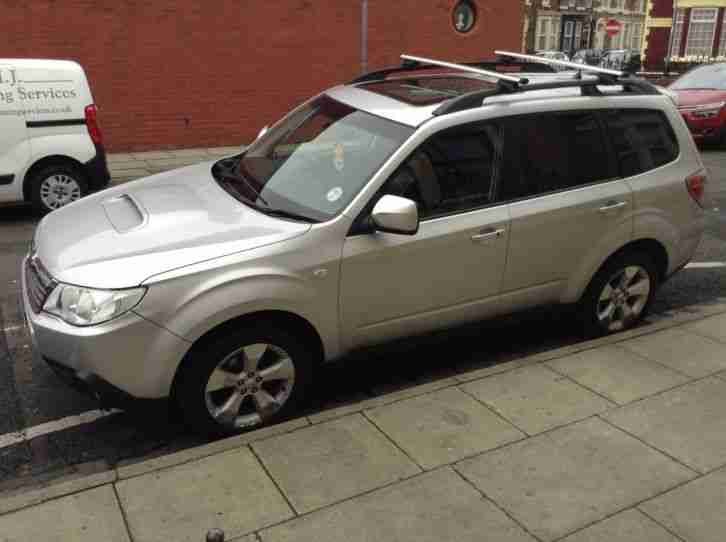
[3, 304, 726, 541]
[107, 146, 243, 184]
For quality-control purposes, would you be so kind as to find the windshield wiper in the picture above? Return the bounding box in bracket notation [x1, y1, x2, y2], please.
[260, 207, 319, 223]
[214, 160, 270, 207]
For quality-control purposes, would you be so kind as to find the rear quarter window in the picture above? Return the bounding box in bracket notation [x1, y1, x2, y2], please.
[602, 109, 679, 178]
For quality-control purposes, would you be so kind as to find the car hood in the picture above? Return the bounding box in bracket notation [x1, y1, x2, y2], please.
[33, 162, 311, 289]
[670, 89, 726, 108]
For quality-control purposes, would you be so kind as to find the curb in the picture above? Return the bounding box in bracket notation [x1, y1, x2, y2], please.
[1, 301, 726, 517]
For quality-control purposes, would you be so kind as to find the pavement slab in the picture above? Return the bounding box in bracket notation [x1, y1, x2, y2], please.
[639, 466, 726, 542]
[0, 485, 129, 542]
[115, 447, 293, 542]
[455, 417, 695, 542]
[546, 345, 691, 405]
[560, 508, 679, 542]
[260, 467, 536, 542]
[682, 311, 726, 343]
[251, 414, 420, 514]
[618, 328, 726, 377]
[603, 377, 726, 473]
[460, 364, 614, 435]
[364, 387, 524, 469]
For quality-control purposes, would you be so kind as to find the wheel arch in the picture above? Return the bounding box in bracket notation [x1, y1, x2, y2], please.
[564, 238, 670, 304]
[171, 309, 325, 394]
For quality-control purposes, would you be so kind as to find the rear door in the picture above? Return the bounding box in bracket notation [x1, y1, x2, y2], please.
[496, 110, 634, 307]
[0, 65, 29, 202]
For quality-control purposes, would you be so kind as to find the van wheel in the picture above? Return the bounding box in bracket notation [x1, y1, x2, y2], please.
[29, 164, 88, 214]
[578, 251, 658, 338]
[173, 324, 314, 437]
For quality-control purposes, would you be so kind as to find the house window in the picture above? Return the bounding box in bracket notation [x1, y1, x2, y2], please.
[452, 1, 477, 34]
[685, 8, 718, 57]
[719, 12, 726, 56]
[669, 9, 686, 57]
[631, 22, 642, 50]
[537, 16, 561, 51]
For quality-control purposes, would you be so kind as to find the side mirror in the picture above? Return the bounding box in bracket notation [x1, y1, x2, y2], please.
[371, 195, 419, 235]
[257, 125, 269, 140]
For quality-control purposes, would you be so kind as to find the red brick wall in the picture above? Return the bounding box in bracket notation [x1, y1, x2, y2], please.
[0, 0, 522, 152]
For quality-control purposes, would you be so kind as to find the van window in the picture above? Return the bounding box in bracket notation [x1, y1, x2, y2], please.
[497, 111, 613, 202]
[602, 109, 679, 178]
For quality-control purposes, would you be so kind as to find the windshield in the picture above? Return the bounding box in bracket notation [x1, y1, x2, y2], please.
[670, 64, 726, 90]
[213, 95, 414, 222]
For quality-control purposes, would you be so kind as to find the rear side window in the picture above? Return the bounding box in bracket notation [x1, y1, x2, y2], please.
[497, 111, 614, 202]
[602, 109, 679, 178]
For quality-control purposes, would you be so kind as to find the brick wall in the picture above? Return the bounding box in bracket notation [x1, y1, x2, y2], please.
[1, 0, 522, 152]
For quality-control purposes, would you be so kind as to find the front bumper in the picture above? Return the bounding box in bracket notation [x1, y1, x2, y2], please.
[19, 255, 190, 400]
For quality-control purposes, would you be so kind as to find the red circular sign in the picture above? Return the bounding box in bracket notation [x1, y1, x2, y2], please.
[606, 19, 622, 37]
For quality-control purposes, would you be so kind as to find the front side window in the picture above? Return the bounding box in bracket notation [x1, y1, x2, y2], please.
[685, 8, 717, 57]
[602, 110, 679, 178]
[381, 122, 501, 220]
[497, 112, 613, 202]
[213, 95, 413, 222]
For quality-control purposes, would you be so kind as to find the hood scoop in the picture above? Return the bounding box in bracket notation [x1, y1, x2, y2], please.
[102, 194, 147, 233]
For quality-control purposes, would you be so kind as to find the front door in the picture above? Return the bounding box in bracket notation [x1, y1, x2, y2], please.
[339, 121, 511, 349]
[0, 65, 29, 202]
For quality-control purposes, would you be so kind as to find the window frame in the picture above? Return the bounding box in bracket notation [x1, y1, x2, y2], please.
[685, 7, 718, 58]
[492, 109, 620, 205]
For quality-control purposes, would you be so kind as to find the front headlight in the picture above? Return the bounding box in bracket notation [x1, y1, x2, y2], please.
[43, 284, 146, 326]
[691, 102, 726, 119]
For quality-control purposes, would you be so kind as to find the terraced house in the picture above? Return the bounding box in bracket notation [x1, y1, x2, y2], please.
[643, 1, 726, 70]
[523, 0, 646, 56]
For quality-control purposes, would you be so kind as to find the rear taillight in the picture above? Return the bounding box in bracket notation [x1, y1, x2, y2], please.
[84, 104, 103, 146]
[686, 171, 707, 207]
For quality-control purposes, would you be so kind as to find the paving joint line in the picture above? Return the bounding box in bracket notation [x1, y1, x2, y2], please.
[450, 465, 544, 542]
[456, 385, 531, 437]
[542, 364, 620, 408]
[596, 415, 702, 476]
[636, 506, 689, 542]
[247, 444, 299, 518]
[360, 411, 425, 472]
[112, 483, 136, 542]
[607, 342, 698, 380]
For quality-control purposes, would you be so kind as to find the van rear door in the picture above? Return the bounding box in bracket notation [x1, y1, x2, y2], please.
[0, 65, 30, 202]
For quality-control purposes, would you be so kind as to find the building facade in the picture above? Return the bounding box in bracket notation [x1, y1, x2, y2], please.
[1, 1, 523, 152]
[524, 0, 646, 56]
[643, 1, 726, 70]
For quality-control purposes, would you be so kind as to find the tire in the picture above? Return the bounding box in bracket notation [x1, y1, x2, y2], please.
[173, 323, 315, 438]
[578, 251, 659, 338]
[28, 163, 89, 214]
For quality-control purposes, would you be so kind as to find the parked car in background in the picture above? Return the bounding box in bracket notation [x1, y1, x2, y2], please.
[0, 59, 109, 214]
[536, 51, 571, 71]
[669, 63, 726, 145]
[21, 53, 706, 436]
[600, 49, 642, 73]
[571, 49, 604, 66]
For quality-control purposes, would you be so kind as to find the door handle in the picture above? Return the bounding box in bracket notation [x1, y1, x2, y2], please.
[471, 228, 506, 242]
[598, 201, 627, 213]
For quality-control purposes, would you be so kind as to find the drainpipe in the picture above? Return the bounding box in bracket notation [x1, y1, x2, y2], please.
[361, 0, 369, 75]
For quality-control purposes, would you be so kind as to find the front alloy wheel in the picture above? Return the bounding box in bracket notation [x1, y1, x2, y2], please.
[205, 343, 296, 430]
[174, 325, 314, 437]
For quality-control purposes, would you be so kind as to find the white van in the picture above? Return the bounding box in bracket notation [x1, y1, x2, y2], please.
[0, 59, 109, 214]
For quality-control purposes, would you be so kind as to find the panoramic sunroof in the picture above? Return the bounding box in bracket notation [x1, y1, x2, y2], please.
[360, 76, 495, 106]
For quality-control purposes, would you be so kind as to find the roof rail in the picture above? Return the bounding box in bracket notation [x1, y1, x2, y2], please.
[349, 54, 529, 91]
[495, 50, 624, 82]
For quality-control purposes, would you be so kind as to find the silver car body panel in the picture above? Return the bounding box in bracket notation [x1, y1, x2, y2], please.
[20, 80, 706, 400]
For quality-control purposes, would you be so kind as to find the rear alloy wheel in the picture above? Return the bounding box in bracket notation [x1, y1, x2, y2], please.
[174, 325, 314, 437]
[579, 252, 658, 337]
[29, 164, 88, 214]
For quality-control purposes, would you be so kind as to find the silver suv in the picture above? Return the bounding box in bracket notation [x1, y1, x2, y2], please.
[20, 53, 707, 436]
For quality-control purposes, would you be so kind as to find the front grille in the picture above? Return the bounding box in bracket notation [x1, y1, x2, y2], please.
[25, 255, 56, 313]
